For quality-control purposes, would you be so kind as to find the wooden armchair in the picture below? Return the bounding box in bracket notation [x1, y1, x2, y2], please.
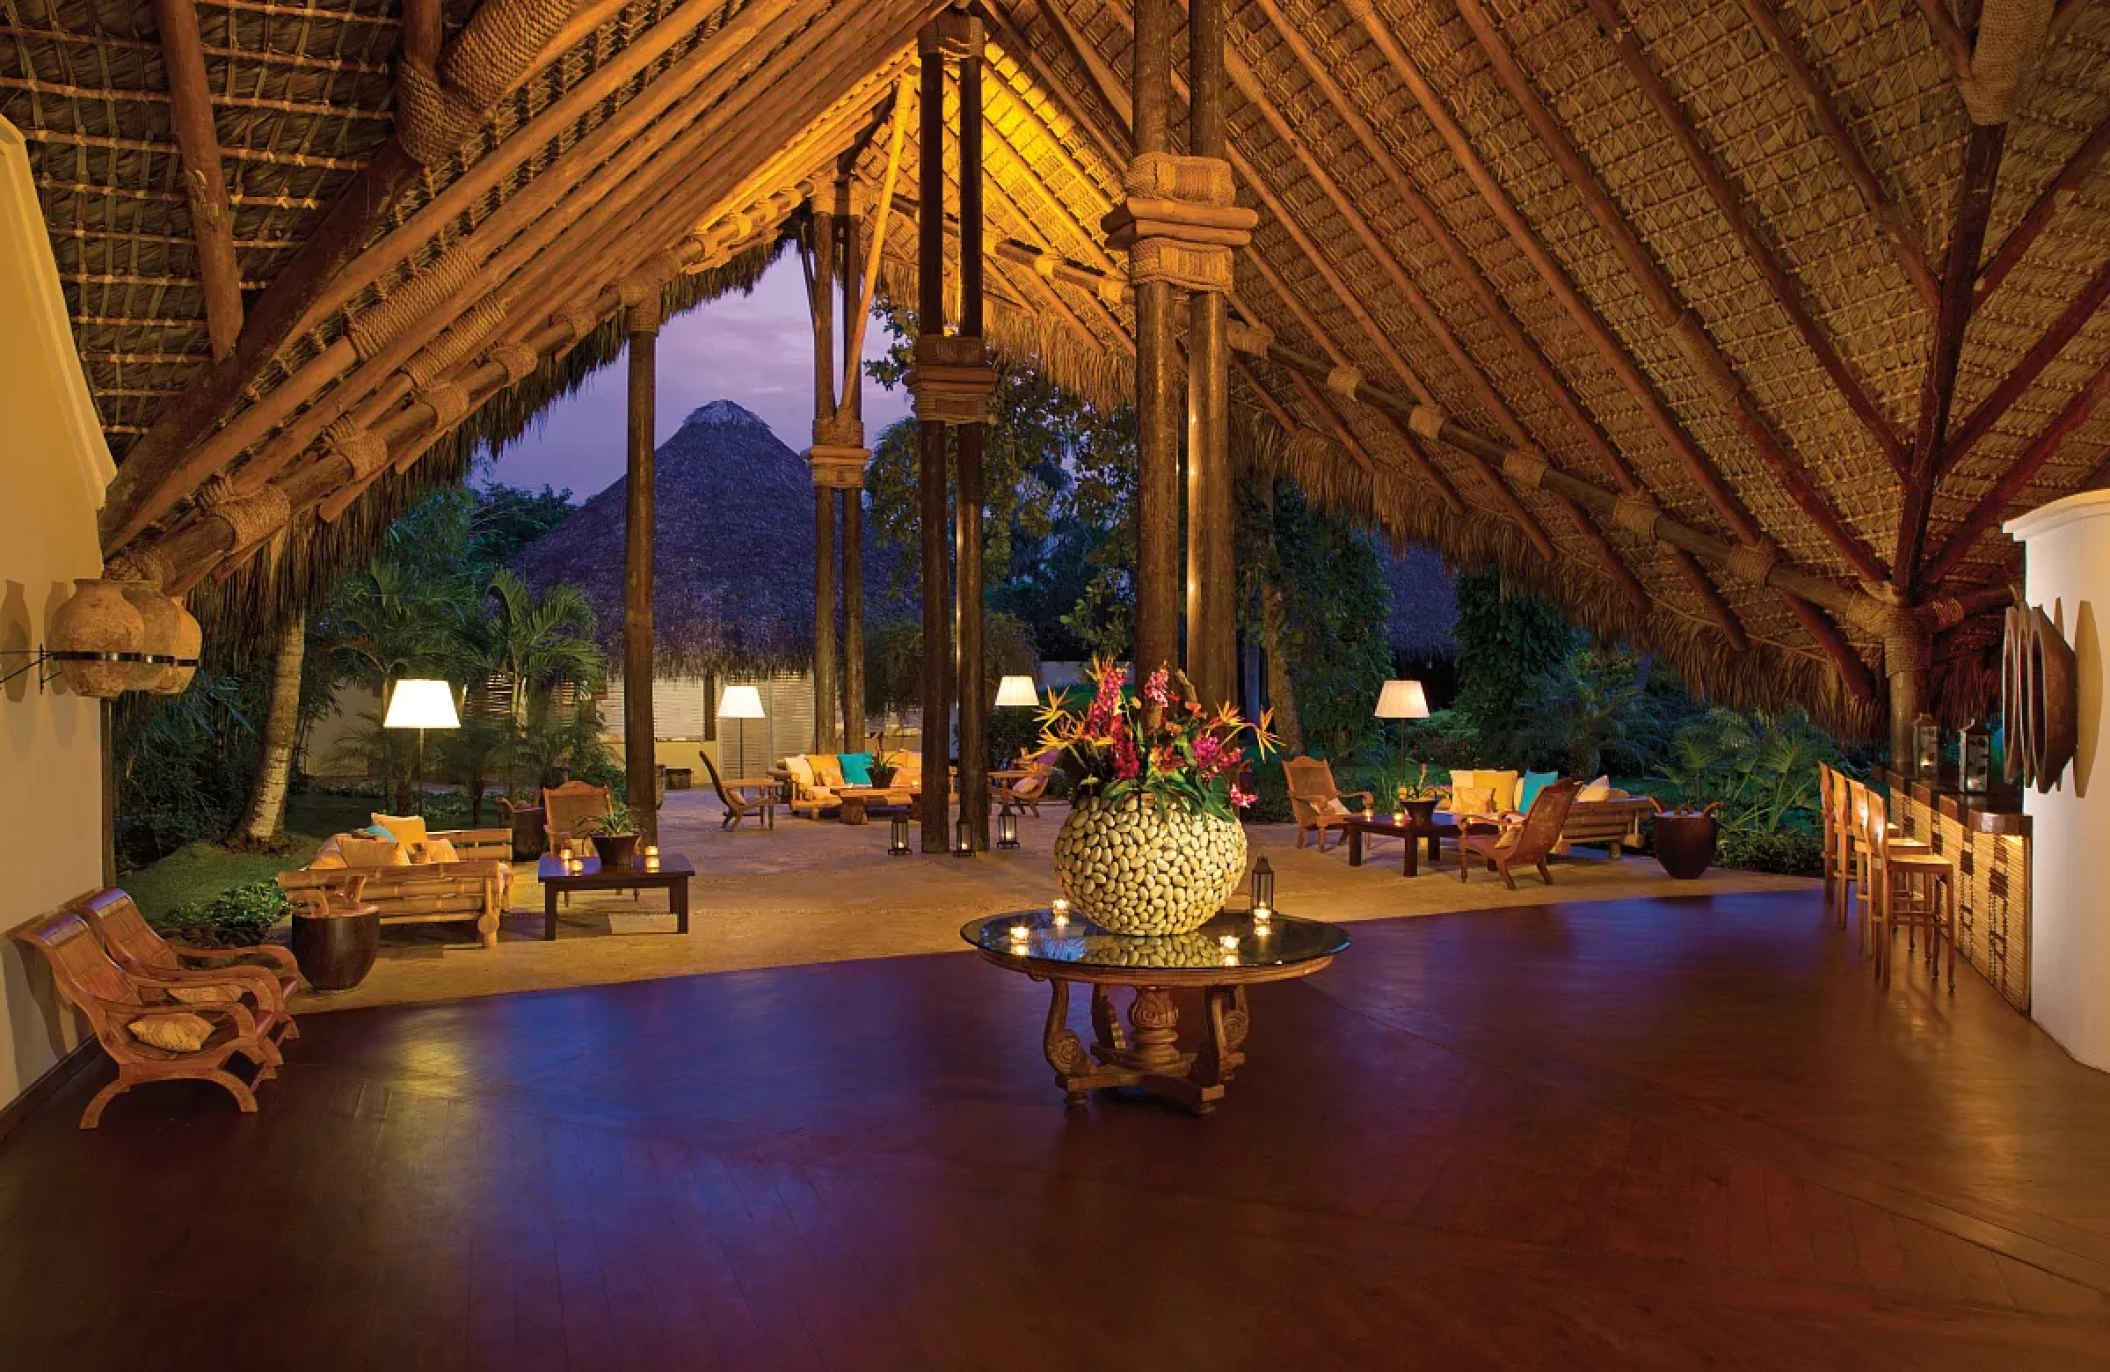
[541, 780, 612, 851]
[1458, 780, 1582, 889]
[74, 887, 301, 1013]
[17, 909, 293, 1128]
[701, 752, 778, 830]
[1284, 756, 1375, 852]
[992, 749, 1059, 816]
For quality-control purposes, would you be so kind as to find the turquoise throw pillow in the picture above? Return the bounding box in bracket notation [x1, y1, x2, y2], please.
[838, 752, 874, 786]
[359, 823, 395, 839]
[1518, 770, 1560, 814]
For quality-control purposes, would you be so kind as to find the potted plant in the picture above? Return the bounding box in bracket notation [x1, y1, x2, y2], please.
[1040, 659, 1277, 935]
[578, 798, 641, 868]
[870, 749, 903, 789]
[1393, 761, 1442, 825]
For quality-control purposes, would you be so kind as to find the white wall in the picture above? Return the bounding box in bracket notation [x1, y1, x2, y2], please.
[2007, 491, 2110, 1069]
[0, 117, 115, 1107]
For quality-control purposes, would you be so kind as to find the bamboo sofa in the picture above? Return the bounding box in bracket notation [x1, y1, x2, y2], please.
[283, 824, 511, 949]
[1446, 770, 1655, 859]
[774, 750, 927, 817]
[18, 905, 294, 1128]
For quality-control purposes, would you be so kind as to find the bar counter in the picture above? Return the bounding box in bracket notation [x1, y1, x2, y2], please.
[1876, 766, 2031, 1012]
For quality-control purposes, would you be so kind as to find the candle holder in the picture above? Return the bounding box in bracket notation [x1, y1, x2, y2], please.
[1051, 897, 1070, 928]
[888, 813, 911, 856]
[1249, 856, 1274, 913]
[996, 810, 1019, 849]
[1219, 934, 1240, 952]
[1960, 719, 1992, 794]
[1913, 711, 1941, 780]
[954, 818, 975, 858]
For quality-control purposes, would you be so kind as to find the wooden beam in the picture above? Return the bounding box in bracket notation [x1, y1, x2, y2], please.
[2051, 0, 2090, 44]
[1730, 0, 1938, 305]
[1451, 0, 1886, 585]
[1977, 114, 2110, 302]
[1921, 363, 2110, 586]
[401, 0, 441, 70]
[1937, 256, 2110, 481]
[152, 0, 242, 360]
[1914, 0, 1979, 84]
[1582, 0, 1908, 474]
[844, 74, 913, 408]
[1895, 121, 2007, 588]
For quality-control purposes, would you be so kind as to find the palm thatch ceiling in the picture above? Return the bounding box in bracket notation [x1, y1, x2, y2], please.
[5, 0, 2106, 731]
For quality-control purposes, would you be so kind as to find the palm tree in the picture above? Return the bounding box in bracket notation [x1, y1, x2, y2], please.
[230, 611, 305, 849]
[479, 569, 605, 727]
[318, 560, 457, 809]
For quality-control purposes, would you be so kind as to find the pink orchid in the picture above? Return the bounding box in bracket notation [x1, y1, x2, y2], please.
[1143, 669, 1171, 707]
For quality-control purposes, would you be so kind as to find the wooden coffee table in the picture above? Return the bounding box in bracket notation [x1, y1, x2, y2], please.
[837, 786, 914, 825]
[536, 853, 693, 940]
[1345, 811, 1461, 876]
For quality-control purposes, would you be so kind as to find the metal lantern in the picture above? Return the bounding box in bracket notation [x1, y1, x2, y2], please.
[996, 810, 1019, 849]
[1250, 856, 1274, 913]
[889, 813, 911, 856]
[954, 818, 975, 857]
[1960, 719, 1993, 795]
[1913, 712, 1941, 780]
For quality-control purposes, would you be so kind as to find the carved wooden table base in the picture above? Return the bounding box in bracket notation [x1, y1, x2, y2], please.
[1039, 978, 1251, 1115]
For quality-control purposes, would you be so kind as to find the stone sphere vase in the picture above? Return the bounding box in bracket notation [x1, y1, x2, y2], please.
[1051, 794, 1248, 935]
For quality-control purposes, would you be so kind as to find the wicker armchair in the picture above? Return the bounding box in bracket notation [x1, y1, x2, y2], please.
[541, 780, 612, 851]
[1283, 756, 1374, 852]
[74, 887, 301, 1011]
[16, 909, 292, 1128]
[1458, 780, 1582, 889]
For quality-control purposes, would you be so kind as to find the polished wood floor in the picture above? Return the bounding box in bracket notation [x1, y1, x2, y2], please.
[6, 891, 2110, 1369]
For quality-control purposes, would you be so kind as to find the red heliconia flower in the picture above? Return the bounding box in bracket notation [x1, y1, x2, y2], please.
[1229, 783, 1256, 808]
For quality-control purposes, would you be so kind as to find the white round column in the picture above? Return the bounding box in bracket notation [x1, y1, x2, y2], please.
[2006, 490, 2110, 1068]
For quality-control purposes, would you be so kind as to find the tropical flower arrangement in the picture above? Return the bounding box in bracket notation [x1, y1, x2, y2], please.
[1037, 658, 1278, 821]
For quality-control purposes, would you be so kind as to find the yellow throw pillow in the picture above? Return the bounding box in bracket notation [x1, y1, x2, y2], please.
[371, 813, 429, 849]
[1478, 770, 1521, 812]
[420, 837, 460, 864]
[1448, 769, 1477, 801]
[168, 984, 237, 1005]
[1578, 775, 1612, 802]
[1459, 788, 1501, 817]
[309, 849, 348, 870]
[894, 753, 923, 782]
[812, 755, 846, 789]
[337, 836, 408, 868]
[129, 1012, 214, 1053]
[783, 754, 816, 789]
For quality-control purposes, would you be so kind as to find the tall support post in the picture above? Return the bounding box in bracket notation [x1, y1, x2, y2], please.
[956, 39, 989, 849]
[909, 9, 997, 852]
[805, 197, 842, 754]
[624, 299, 660, 846]
[838, 176, 868, 753]
[1183, 0, 1239, 707]
[1105, 0, 1253, 688]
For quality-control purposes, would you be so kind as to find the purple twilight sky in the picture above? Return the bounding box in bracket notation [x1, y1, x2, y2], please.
[480, 255, 911, 499]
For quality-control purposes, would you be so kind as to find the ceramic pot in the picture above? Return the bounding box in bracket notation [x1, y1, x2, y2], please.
[1652, 808, 1720, 880]
[48, 578, 144, 698]
[1051, 794, 1247, 935]
[1401, 798, 1439, 826]
[115, 581, 183, 693]
[290, 910, 380, 991]
[592, 833, 641, 868]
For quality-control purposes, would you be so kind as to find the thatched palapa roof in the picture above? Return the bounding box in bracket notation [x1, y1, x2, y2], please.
[11, 0, 2110, 733]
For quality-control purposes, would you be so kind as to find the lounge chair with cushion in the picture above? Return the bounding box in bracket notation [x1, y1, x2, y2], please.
[992, 748, 1060, 817]
[75, 887, 301, 1012]
[1457, 780, 1582, 888]
[1284, 756, 1375, 852]
[17, 908, 293, 1128]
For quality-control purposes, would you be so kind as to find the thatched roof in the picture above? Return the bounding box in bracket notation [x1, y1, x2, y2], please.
[12, 0, 2110, 733]
[514, 399, 816, 674]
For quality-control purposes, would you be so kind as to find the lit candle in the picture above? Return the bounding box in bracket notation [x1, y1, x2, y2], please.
[645, 856, 660, 870]
[1253, 903, 1271, 923]
[1394, 811, 1406, 826]
[1052, 910, 1069, 928]
[1009, 922, 1030, 943]
[1052, 897, 1070, 916]
[1219, 934, 1240, 952]
[644, 843, 658, 859]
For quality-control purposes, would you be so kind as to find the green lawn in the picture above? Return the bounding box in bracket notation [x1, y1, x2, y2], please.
[120, 791, 390, 920]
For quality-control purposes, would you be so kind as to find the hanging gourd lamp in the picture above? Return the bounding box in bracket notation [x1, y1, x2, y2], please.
[162, 598, 202, 694]
[47, 576, 144, 698]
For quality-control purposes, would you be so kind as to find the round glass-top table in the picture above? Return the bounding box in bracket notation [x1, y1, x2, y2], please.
[962, 909, 1351, 1115]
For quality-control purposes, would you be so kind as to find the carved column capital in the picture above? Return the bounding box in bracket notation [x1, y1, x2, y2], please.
[1100, 152, 1256, 293]
[907, 333, 997, 425]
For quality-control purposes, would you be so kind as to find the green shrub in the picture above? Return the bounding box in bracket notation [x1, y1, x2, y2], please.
[151, 880, 289, 948]
[1715, 827, 1825, 877]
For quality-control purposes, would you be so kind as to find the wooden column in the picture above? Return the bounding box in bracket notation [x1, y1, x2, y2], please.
[807, 204, 842, 754]
[153, 0, 242, 360]
[1184, 0, 1235, 706]
[839, 182, 867, 753]
[624, 300, 660, 845]
[957, 40, 989, 850]
[917, 24, 953, 854]
[1129, 0, 1180, 681]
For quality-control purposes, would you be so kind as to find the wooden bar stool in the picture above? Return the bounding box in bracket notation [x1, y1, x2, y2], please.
[1846, 778, 1929, 961]
[1820, 764, 1856, 928]
[1860, 791, 1955, 990]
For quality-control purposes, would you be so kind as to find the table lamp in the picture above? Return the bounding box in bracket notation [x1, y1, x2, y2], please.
[717, 683, 765, 775]
[383, 678, 460, 818]
[1374, 678, 1429, 777]
[994, 674, 1038, 707]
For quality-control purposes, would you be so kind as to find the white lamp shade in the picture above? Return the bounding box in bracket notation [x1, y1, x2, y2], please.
[717, 684, 766, 719]
[994, 674, 1038, 707]
[383, 678, 461, 729]
[1374, 679, 1430, 720]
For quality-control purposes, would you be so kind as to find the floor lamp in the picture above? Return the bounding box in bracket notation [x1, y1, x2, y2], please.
[718, 683, 766, 776]
[383, 678, 461, 819]
[1374, 679, 1429, 779]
